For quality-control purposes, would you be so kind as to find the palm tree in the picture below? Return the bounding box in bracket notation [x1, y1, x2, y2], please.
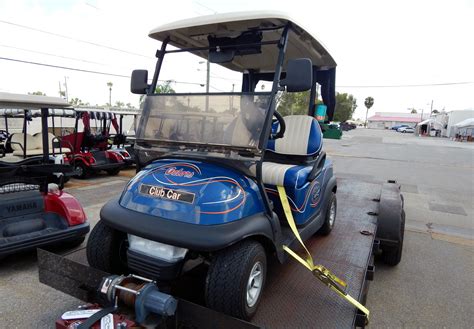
[364, 97, 374, 128]
[107, 82, 113, 106]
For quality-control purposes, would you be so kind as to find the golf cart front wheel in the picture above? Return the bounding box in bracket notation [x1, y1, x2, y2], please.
[74, 162, 88, 179]
[205, 240, 267, 321]
[86, 219, 127, 273]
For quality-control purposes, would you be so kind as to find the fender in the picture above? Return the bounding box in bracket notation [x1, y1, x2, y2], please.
[321, 175, 337, 215]
[44, 191, 87, 226]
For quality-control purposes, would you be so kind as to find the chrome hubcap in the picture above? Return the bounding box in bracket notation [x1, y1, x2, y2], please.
[246, 261, 263, 308]
[329, 201, 336, 227]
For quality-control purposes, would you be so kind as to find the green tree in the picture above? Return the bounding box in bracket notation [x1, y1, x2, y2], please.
[155, 81, 175, 94]
[364, 97, 374, 127]
[410, 108, 418, 114]
[139, 82, 176, 106]
[334, 93, 357, 122]
[277, 90, 310, 116]
[69, 97, 88, 106]
[432, 109, 439, 114]
[28, 91, 46, 96]
[114, 101, 125, 108]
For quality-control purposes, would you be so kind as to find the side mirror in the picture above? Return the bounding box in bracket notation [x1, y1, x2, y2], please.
[131, 70, 148, 94]
[280, 58, 313, 92]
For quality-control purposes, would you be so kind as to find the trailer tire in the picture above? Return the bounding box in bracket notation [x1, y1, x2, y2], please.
[205, 240, 266, 321]
[86, 220, 127, 273]
[381, 209, 405, 266]
[319, 192, 337, 235]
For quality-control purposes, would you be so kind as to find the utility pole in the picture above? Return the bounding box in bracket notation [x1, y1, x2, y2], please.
[64, 77, 69, 102]
[430, 100, 434, 116]
[107, 82, 113, 106]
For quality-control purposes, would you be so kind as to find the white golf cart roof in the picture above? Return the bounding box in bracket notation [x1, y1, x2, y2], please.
[149, 11, 336, 72]
[0, 92, 70, 109]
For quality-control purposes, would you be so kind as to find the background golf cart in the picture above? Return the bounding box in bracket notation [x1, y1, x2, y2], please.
[0, 92, 89, 258]
[54, 107, 132, 178]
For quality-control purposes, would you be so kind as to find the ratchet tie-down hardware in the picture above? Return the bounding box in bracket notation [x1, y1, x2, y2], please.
[277, 186, 370, 324]
[77, 274, 177, 328]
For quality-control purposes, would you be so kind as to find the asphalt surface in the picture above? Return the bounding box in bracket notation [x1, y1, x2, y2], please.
[0, 129, 473, 328]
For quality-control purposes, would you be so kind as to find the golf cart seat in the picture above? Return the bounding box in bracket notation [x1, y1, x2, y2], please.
[262, 115, 324, 187]
[10, 133, 71, 156]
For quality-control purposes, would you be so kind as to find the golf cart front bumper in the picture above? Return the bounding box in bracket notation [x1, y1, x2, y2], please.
[0, 222, 89, 258]
[101, 198, 277, 252]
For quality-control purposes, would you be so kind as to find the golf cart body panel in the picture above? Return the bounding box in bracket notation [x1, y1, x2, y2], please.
[120, 159, 265, 225]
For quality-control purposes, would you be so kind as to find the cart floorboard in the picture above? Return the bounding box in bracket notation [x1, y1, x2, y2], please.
[39, 177, 382, 329]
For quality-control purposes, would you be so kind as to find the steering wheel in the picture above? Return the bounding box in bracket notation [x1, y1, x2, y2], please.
[270, 110, 286, 139]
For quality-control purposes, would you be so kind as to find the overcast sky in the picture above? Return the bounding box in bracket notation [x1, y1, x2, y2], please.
[0, 0, 472, 120]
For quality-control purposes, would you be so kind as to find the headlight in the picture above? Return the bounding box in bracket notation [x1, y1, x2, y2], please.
[128, 235, 188, 262]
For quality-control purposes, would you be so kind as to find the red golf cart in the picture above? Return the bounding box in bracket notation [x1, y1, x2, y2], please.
[59, 108, 127, 178]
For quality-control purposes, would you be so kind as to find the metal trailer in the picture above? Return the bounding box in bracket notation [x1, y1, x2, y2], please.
[38, 177, 404, 329]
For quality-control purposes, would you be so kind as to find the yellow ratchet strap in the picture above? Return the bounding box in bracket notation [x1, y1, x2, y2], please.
[277, 185, 370, 323]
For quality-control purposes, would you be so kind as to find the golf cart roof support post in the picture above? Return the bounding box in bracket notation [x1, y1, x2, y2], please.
[308, 66, 318, 116]
[41, 108, 50, 163]
[22, 111, 27, 159]
[150, 37, 170, 94]
[4, 115, 8, 134]
[258, 23, 291, 217]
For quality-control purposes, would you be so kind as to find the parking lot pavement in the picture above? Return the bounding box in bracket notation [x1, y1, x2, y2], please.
[1, 131, 473, 328]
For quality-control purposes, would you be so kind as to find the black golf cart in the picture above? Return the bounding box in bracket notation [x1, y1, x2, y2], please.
[0, 92, 90, 258]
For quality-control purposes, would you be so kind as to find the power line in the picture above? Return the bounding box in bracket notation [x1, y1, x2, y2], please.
[337, 82, 474, 88]
[0, 44, 109, 67]
[0, 56, 204, 86]
[0, 19, 154, 59]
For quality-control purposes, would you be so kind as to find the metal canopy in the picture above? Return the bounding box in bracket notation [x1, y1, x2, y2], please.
[149, 11, 336, 72]
[0, 92, 70, 109]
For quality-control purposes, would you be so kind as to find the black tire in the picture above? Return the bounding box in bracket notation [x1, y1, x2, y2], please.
[319, 192, 337, 235]
[106, 168, 121, 176]
[86, 220, 128, 273]
[74, 161, 89, 179]
[205, 240, 267, 321]
[381, 209, 405, 266]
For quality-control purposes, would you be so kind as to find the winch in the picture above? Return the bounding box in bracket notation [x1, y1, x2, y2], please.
[98, 274, 177, 324]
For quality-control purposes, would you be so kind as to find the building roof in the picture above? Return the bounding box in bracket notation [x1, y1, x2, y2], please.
[368, 115, 422, 123]
[454, 118, 474, 128]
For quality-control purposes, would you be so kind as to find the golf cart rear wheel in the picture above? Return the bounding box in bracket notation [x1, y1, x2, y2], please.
[319, 192, 337, 235]
[86, 220, 127, 273]
[205, 240, 267, 321]
[74, 162, 88, 179]
[106, 168, 121, 176]
[381, 209, 405, 266]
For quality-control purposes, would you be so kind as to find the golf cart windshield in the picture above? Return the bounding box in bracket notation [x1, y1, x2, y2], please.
[136, 93, 271, 153]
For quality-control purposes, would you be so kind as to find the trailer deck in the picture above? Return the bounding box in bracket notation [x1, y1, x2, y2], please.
[38, 177, 387, 328]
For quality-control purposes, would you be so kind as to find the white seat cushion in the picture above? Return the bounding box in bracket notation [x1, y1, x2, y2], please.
[262, 162, 313, 188]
